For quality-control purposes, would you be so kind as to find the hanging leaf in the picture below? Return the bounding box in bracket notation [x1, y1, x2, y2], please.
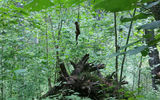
[94, 0, 138, 12]
[138, 20, 160, 29]
[24, 0, 54, 11]
[108, 51, 124, 58]
[109, 45, 147, 57]
[119, 39, 142, 51]
[144, 0, 160, 9]
[126, 45, 147, 55]
[121, 13, 152, 23]
[141, 0, 154, 3]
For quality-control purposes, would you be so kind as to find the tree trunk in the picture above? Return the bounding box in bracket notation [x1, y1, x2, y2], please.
[138, 56, 142, 94]
[145, 1, 160, 90]
[145, 30, 160, 90]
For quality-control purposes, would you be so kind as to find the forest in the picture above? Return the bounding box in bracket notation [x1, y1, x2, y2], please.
[1, 0, 160, 100]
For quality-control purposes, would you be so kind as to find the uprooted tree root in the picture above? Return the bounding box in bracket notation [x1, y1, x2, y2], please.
[41, 54, 133, 100]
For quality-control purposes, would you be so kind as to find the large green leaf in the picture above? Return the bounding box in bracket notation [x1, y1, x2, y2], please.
[141, 0, 154, 3]
[24, 0, 54, 11]
[144, 0, 160, 9]
[121, 13, 152, 23]
[138, 20, 160, 29]
[66, 0, 86, 7]
[94, 0, 138, 12]
[109, 45, 147, 57]
[119, 39, 142, 50]
[126, 45, 147, 55]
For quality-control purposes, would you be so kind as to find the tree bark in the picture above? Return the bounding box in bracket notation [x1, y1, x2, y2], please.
[145, 1, 160, 90]
[138, 56, 142, 94]
[145, 29, 160, 90]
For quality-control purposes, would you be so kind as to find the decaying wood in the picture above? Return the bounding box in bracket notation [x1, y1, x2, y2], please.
[41, 54, 131, 100]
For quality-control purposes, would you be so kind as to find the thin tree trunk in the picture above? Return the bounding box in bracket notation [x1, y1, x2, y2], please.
[145, 1, 160, 90]
[114, 12, 119, 84]
[119, 8, 136, 84]
[145, 29, 160, 90]
[132, 73, 135, 91]
[114, 12, 120, 99]
[138, 56, 142, 94]
[55, 5, 63, 83]
[1, 45, 4, 100]
[56, 20, 63, 67]
[48, 15, 57, 84]
[45, 14, 52, 89]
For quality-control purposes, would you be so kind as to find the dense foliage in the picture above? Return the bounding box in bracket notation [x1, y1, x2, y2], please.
[0, 0, 160, 100]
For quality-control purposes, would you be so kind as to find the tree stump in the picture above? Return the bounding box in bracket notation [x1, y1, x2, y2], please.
[41, 54, 131, 100]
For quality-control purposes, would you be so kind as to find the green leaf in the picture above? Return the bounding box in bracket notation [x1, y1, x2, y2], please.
[126, 45, 147, 55]
[148, 36, 160, 46]
[121, 13, 152, 23]
[0, 7, 9, 13]
[109, 45, 147, 57]
[155, 33, 160, 39]
[66, 0, 86, 7]
[141, 48, 149, 56]
[142, 33, 160, 46]
[138, 20, 160, 29]
[94, 0, 138, 12]
[24, 0, 54, 11]
[128, 97, 135, 100]
[14, 69, 27, 74]
[141, 0, 154, 3]
[119, 39, 142, 50]
[0, 80, 2, 84]
[108, 51, 124, 58]
[143, 33, 152, 39]
[144, 0, 160, 9]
